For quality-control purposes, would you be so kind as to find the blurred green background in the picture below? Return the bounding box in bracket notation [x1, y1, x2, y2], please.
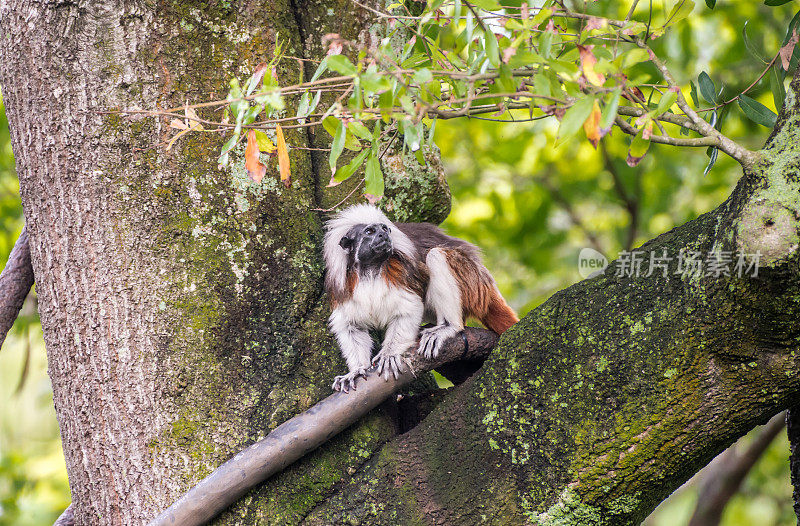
[0, 1, 797, 524]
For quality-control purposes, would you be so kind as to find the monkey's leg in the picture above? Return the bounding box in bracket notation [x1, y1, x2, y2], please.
[419, 247, 463, 359]
[329, 316, 373, 392]
[374, 307, 422, 380]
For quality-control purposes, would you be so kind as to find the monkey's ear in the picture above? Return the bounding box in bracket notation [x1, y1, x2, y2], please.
[339, 236, 354, 250]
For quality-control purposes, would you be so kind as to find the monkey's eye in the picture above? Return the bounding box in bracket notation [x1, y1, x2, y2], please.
[380, 224, 389, 232]
[365, 227, 375, 235]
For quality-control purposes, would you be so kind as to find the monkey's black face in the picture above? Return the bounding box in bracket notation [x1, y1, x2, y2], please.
[340, 223, 393, 267]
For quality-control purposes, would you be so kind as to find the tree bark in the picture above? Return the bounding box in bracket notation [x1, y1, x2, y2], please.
[1, 2, 800, 526]
[0, 1, 444, 524]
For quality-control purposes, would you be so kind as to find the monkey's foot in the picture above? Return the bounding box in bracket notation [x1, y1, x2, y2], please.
[332, 367, 369, 393]
[418, 324, 460, 359]
[373, 350, 406, 380]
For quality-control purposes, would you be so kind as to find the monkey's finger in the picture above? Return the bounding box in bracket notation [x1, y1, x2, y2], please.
[376, 359, 385, 378]
[422, 337, 434, 359]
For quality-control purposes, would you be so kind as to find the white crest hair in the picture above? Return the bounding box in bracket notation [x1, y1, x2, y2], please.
[324, 204, 417, 295]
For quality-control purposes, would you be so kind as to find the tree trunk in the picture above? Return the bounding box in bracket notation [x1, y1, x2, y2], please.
[0, 1, 445, 524]
[2, 2, 800, 526]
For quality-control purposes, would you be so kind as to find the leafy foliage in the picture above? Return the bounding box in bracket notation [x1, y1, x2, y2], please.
[140, 0, 800, 206]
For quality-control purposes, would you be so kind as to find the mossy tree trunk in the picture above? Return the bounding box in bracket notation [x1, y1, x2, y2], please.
[1, 2, 800, 526]
[0, 1, 445, 524]
[298, 72, 800, 524]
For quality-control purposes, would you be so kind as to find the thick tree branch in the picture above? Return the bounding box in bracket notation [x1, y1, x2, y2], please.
[0, 226, 33, 351]
[148, 327, 499, 526]
[289, 67, 800, 525]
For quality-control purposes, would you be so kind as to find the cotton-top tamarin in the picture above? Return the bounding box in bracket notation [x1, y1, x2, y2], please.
[323, 204, 518, 391]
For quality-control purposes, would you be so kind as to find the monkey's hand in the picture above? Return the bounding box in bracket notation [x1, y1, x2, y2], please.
[332, 367, 369, 393]
[372, 349, 406, 380]
[418, 324, 460, 359]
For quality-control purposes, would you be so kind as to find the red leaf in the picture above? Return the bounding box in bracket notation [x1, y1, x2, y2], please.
[245, 129, 267, 183]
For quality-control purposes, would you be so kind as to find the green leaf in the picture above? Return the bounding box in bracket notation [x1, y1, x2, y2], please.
[621, 48, 650, 68]
[600, 88, 621, 130]
[532, 74, 551, 97]
[364, 152, 384, 198]
[507, 51, 544, 68]
[229, 78, 243, 99]
[296, 92, 310, 122]
[742, 21, 769, 63]
[311, 57, 328, 82]
[322, 116, 361, 150]
[242, 104, 264, 125]
[770, 67, 786, 112]
[626, 123, 652, 167]
[765, 0, 793, 5]
[557, 96, 595, 144]
[782, 10, 800, 47]
[738, 94, 778, 128]
[327, 55, 357, 76]
[697, 71, 717, 104]
[332, 148, 370, 184]
[427, 118, 437, 147]
[413, 68, 433, 85]
[655, 91, 678, 115]
[485, 31, 500, 67]
[470, 0, 501, 9]
[403, 121, 423, 151]
[689, 81, 699, 107]
[704, 0, 715, 8]
[254, 130, 275, 152]
[666, 0, 695, 25]
[221, 132, 240, 154]
[704, 146, 718, 175]
[539, 31, 553, 60]
[329, 120, 346, 173]
[348, 121, 374, 142]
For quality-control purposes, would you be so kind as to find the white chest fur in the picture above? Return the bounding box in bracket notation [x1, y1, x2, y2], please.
[335, 275, 423, 330]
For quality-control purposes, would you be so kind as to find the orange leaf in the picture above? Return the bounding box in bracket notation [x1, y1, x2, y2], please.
[245, 129, 266, 183]
[578, 45, 605, 87]
[276, 124, 291, 188]
[583, 99, 602, 149]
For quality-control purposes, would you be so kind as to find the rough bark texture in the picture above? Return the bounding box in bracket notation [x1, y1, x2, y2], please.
[1, 1, 800, 526]
[292, 73, 800, 524]
[0, 226, 33, 349]
[0, 1, 445, 524]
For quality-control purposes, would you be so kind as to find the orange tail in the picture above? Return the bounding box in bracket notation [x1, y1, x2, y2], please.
[481, 288, 519, 334]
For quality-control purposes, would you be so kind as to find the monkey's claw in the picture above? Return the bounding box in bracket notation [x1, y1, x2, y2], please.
[418, 324, 460, 359]
[332, 367, 369, 393]
[373, 351, 405, 380]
